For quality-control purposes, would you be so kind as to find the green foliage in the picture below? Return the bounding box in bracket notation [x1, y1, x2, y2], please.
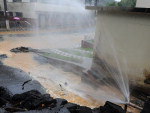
[78, 47, 93, 52]
[119, 0, 136, 7]
[59, 48, 93, 58]
[43, 52, 82, 63]
[106, 1, 118, 6]
[107, 0, 137, 7]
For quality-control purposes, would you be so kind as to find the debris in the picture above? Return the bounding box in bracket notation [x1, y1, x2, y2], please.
[0, 97, 7, 107]
[68, 105, 92, 113]
[0, 86, 12, 106]
[141, 99, 150, 113]
[0, 54, 7, 59]
[5, 107, 27, 112]
[11, 90, 54, 110]
[10, 47, 30, 53]
[99, 101, 126, 113]
[64, 82, 68, 86]
[0, 87, 143, 113]
[143, 69, 150, 84]
[144, 78, 150, 84]
[59, 84, 64, 91]
[55, 98, 68, 107]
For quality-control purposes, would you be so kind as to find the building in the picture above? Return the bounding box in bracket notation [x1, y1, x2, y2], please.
[0, 0, 94, 29]
[136, 0, 150, 8]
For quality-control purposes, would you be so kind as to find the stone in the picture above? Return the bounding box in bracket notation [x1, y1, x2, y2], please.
[78, 106, 92, 113]
[5, 107, 27, 112]
[0, 86, 12, 107]
[141, 99, 150, 113]
[0, 97, 7, 107]
[0, 87, 12, 102]
[55, 98, 68, 107]
[144, 78, 150, 84]
[0, 88, 131, 113]
[67, 103, 92, 113]
[10, 47, 30, 53]
[11, 90, 42, 104]
[99, 101, 125, 113]
[0, 54, 7, 59]
[11, 90, 55, 110]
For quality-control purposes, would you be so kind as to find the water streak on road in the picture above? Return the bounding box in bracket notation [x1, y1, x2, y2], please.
[0, 30, 100, 107]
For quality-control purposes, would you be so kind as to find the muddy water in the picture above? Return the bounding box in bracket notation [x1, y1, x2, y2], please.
[0, 31, 100, 107]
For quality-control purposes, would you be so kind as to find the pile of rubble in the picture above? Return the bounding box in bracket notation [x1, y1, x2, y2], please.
[0, 86, 128, 113]
[10, 47, 30, 53]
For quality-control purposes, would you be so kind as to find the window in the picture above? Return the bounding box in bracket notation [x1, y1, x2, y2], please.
[22, 0, 31, 2]
[7, 0, 13, 2]
[9, 12, 13, 16]
[13, 0, 22, 2]
[7, 12, 13, 17]
[15, 12, 23, 17]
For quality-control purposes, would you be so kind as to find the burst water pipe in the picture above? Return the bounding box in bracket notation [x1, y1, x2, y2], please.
[124, 102, 143, 113]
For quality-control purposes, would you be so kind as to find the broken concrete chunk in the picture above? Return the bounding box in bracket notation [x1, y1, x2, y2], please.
[11, 90, 54, 110]
[100, 101, 125, 113]
[0, 87, 141, 113]
[0, 86, 12, 107]
[10, 47, 30, 53]
[0, 87, 12, 102]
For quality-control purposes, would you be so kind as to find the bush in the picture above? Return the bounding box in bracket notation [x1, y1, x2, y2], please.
[107, 0, 137, 7]
[119, 0, 136, 7]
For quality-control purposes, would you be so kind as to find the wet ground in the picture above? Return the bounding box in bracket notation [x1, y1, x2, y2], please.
[0, 29, 142, 113]
[0, 28, 100, 108]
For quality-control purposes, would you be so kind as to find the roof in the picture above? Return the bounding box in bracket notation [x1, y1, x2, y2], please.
[85, 6, 150, 15]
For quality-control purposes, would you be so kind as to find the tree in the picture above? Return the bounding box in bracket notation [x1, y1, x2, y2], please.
[118, 0, 136, 7]
[107, 0, 136, 7]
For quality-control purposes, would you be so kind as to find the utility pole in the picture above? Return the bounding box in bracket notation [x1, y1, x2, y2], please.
[3, 0, 10, 30]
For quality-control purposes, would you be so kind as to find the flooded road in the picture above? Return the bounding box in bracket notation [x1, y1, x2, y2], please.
[0, 29, 100, 108]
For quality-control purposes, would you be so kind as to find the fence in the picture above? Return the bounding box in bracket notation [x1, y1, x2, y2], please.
[0, 20, 33, 31]
[85, 0, 99, 6]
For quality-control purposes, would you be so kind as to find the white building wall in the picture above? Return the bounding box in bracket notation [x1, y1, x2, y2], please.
[136, 0, 150, 8]
[7, 0, 13, 2]
[94, 11, 150, 82]
[0, 0, 85, 19]
[7, 2, 37, 18]
[0, 0, 3, 10]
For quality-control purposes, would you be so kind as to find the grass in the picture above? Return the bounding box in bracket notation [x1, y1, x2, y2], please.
[87, 39, 94, 43]
[59, 48, 93, 58]
[42, 52, 82, 63]
[77, 47, 93, 52]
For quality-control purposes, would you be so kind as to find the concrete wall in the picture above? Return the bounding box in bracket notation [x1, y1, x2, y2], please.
[94, 11, 150, 84]
[136, 0, 150, 8]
